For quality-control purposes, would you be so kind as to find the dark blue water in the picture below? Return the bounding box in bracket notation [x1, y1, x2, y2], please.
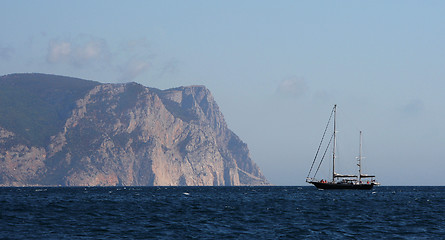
[1, 186, 444, 239]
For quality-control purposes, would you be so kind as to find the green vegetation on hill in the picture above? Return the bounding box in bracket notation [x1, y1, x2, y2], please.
[0, 73, 100, 146]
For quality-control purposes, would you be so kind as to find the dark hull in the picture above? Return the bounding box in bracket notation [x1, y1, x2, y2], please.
[309, 181, 374, 190]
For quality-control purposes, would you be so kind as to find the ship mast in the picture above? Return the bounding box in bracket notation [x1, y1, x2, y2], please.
[332, 104, 337, 182]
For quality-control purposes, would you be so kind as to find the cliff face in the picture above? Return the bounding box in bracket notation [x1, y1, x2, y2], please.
[0, 73, 268, 186]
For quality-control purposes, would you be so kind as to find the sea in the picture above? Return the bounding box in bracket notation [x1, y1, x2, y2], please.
[1, 186, 444, 239]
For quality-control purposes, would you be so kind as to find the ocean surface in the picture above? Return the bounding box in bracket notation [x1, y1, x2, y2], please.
[1, 186, 444, 239]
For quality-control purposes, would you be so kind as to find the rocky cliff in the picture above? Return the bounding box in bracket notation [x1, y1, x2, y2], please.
[0, 73, 268, 186]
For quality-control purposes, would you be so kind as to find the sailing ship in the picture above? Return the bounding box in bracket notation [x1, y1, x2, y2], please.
[306, 105, 379, 190]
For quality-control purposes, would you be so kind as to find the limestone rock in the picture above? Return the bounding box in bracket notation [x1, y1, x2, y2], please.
[0, 73, 269, 186]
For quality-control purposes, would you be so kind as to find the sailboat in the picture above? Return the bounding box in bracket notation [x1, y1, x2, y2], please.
[306, 105, 379, 190]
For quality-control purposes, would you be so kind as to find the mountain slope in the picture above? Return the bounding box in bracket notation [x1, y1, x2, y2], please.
[0, 73, 268, 186]
[0, 73, 100, 146]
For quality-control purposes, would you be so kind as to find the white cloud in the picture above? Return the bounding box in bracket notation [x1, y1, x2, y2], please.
[121, 37, 150, 52]
[47, 41, 72, 63]
[77, 41, 103, 60]
[118, 58, 151, 82]
[277, 77, 308, 98]
[46, 37, 111, 66]
[44, 35, 158, 82]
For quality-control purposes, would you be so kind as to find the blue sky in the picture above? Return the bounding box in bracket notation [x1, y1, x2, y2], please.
[1, 1, 445, 185]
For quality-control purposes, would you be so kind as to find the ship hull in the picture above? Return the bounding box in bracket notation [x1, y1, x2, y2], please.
[309, 181, 374, 190]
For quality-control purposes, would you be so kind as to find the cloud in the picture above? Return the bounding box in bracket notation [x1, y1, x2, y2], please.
[46, 37, 111, 66]
[118, 58, 151, 82]
[76, 40, 108, 62]
[121, 37, 151, 52]
[44, 35, 156, 82]
[47, 41, 71, 63]
[115, 38, 155, 81]
[158, 59, 179, 78]
[399, 99, 424, 118]
[0, 45, 14, 61]
[277, 77, 308, 98]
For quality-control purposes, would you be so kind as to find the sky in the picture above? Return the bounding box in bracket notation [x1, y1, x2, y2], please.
[1, 1, 445, 186]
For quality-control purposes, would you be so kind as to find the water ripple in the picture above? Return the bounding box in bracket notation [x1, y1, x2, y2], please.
[0, 186, 445, 239]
